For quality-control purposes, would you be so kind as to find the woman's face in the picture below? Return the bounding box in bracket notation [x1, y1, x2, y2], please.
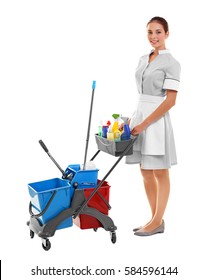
[147, 22, 169, 50]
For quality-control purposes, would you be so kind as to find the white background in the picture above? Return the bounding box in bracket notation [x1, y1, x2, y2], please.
[1, 0, 206, 279]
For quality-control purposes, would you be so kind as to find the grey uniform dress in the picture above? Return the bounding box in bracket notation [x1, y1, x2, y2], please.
[126, 49, 181, 169]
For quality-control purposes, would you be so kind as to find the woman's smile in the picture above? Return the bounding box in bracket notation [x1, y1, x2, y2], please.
[151, 40, 159, 44]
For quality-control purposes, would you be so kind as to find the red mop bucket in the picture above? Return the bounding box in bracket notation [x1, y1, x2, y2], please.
[73, 180, 110, 229]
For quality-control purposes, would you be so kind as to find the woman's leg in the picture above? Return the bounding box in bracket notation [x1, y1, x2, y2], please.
[140, 167, 157, 220]
[140, 169, 170, 232]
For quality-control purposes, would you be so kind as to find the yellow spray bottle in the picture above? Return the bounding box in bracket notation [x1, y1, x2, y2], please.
[112, 114, 121, 142]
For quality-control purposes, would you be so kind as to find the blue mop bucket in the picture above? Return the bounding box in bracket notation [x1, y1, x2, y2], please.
[28, 178, 73, 229]
[65, 164, 99, 189]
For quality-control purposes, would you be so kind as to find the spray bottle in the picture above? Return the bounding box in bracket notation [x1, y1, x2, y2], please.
[98, 121, 103, 137]
[121, 117, 131, 140]
[112, 114, 121, 142]
[102, 120, 111, 138]
[107, 122, 114, 140]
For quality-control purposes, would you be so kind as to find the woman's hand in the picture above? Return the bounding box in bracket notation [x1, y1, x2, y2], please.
[131, 122, 146, 136]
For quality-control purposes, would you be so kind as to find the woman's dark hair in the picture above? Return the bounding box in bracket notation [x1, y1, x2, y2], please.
[147, 17, 169, 33]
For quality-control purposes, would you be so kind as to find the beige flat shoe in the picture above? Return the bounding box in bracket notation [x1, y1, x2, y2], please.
[134, 221, 165, 236]
[133, 226, 142, 232]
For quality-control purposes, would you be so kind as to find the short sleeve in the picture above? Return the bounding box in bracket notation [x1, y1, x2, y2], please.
[163, 61, 181, 91]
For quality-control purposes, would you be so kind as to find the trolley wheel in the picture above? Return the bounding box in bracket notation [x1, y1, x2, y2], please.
[30, 230, 34, 239]
[73, 182, 78, 189]
[93, 228, 98, 232]
[42, 239, 51, 251]
[110, 231, 116, 244]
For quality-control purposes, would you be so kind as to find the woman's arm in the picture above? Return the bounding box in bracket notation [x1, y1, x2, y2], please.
[131, 90, 177, 136]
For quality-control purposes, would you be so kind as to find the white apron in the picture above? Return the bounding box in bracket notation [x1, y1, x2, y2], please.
[130, 94, 165, 156]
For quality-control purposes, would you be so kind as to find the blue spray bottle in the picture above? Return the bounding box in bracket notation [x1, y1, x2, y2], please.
[121, 117, 131, 140]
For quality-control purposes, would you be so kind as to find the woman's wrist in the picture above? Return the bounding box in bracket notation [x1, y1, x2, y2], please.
[141, 119, 150, 130]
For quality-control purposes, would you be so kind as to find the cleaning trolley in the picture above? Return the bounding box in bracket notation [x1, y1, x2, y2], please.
[27, 81, 137, 250]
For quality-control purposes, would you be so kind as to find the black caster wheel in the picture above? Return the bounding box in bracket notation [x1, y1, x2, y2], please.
[42, 239, 51, 251]
[73, 182, 78, 189]
[110, 231, 116, 244]
[30, 230, 34, 239]
[93, 228, 98, 232]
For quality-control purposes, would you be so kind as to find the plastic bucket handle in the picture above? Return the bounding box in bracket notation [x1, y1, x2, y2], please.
[29, 190, 57, 218]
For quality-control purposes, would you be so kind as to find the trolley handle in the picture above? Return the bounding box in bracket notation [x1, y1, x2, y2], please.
[39, 139, 49, 153]
[38, 139, 67, 178]
[29, 190, 57, 218]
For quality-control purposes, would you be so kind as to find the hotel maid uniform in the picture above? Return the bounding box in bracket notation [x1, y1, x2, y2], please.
[126, 50, 181, 169]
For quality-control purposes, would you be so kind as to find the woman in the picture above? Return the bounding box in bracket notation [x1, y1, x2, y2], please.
[126, 17, 181, 236]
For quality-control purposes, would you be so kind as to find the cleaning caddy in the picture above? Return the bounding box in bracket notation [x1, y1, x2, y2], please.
[27, 81, 137, 250]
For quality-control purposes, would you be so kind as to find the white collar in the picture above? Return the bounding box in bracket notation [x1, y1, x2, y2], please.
[150, 49, 170, 55]
[158, 49, 170, 54]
